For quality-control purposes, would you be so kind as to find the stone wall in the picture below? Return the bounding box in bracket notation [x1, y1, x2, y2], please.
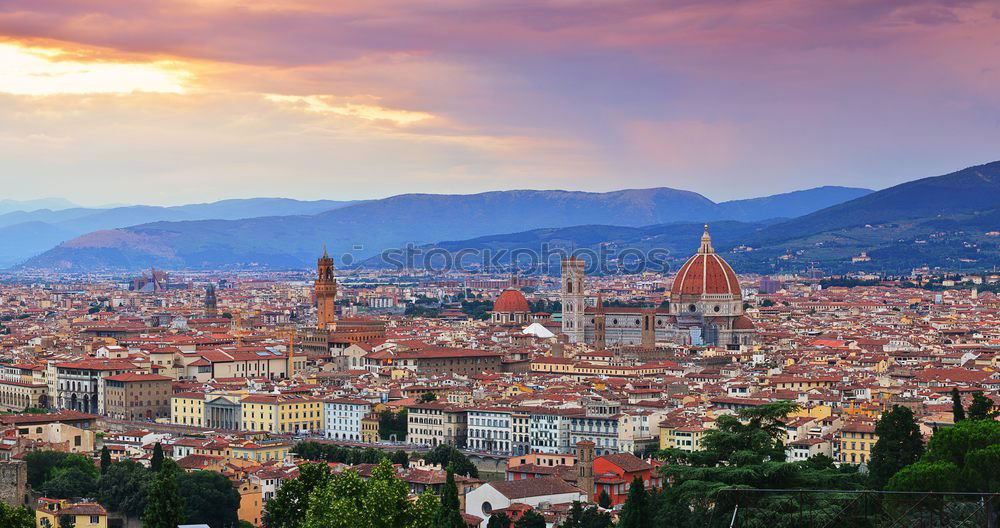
[0, 460, 28, 506]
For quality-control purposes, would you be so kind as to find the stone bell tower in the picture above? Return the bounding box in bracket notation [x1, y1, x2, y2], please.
[315, 246, 337, 331]
[561, 257, 585, 343]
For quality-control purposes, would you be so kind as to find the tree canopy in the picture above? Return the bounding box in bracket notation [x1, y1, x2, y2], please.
[423, 444, 479, 478]
[0, 503, 33, 528]
[176, 470, 241, 528]
[867, 405, 924, 490]
[302, 459, 438, 528]
[97, 460, 151, 519]
[889, 419, 1000, 493]
[143, 459, 184, 528]
[655, 401, 864, 527]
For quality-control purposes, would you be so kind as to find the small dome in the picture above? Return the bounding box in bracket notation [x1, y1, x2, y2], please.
[733, 315, 755, 330]
[671, 225, 741, 297]
[493, 289, 530, 313]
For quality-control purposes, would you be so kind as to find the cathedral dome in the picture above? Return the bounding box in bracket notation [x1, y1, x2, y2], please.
[493, 289, 530, 313]
[670, 225, 741, 297]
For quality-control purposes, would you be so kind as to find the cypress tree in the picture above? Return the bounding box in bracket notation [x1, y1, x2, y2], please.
[868, 405, 924, 489]
[99, 446, 111, 474]
[951, 388, 966, 422]
[435, 463, 465, 528]
[151, 442, 164, 472]
[143, 460, 183, 528]
[618, 476, 648, 528]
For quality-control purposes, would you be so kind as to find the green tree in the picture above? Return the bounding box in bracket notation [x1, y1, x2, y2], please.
[40, 466, 98, 499]
[143, 460, 184, 528]
[513, 509, 545, 528]
[434, 464, 465, 528]
[656, 401, 864, 527]
[407, 490, 441, 528]
[99, 446, 111, 474]
[25, 451, 97, 490]
[264, 462, 332, 528]
[151, 442, 164, 472]
[97, 460, 151, 519]
[967, 392, 998, 420]
[868, 405, 924, 489]
[364, 458, 413, 528]
[951, 388, 966, 422]
[578, 506, 612, 528]
[618, 476, 649, 528]
[419, 392, 437, 403]
[423, 445, 479, 478]
[889, 419, 1000, 493]
[0, 503, 34, 528]
[596, 489, 611, 509]
[486, 512, 512, 528]
[302, 460, 439, 528]
[392, 449, 410, 468]
[564, 501, 603, 528]
[177, 470, 241, 528]
[561, 501, 585, 528]
[379, 409, 408, 441]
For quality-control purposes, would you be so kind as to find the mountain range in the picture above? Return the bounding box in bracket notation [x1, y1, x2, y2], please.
[0, 198, 360, 268]
[405, 161, 1000, 274]
[16, 160, 1000, 274]
[16, 185, 871, 271]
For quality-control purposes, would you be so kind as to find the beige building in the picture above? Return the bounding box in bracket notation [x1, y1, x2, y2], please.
[406, 402, 468, 448]
[100, 373, 173, 420]
[16, 423, 95, 454]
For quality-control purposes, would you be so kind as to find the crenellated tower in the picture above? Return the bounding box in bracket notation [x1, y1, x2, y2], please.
[315, 246, 337, 331]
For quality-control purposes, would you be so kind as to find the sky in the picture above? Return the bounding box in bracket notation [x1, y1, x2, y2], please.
[1, 1, 999, 206]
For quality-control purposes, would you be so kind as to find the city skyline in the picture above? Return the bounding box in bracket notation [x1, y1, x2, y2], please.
[2, 1, 999, 205]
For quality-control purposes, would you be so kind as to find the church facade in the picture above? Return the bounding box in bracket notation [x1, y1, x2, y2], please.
[560, 226, 755, 349]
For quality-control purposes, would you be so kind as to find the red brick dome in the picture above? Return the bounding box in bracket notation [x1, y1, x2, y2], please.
[733, 315, 756, 330]
[493, 289, 530, 313]
[670, 226, 741, 297]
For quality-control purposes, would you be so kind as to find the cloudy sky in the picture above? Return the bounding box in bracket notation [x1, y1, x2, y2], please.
[1, 0, 999, 206]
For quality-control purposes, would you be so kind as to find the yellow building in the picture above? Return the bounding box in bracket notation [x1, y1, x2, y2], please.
[361, 412, 380, 444]
[36, 499, 107, 528]
[230, 440, 292, 463]
[789, 404, 833, 420]
[658, 423, 710, 452]
[171, 392, 205, 426]
[241, 394, 323, 434]
[238, 481, 264, 527]
[837, 422, 878, 465]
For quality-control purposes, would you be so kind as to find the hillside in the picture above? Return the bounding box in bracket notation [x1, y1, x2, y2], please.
[0, 198, 358, 267]
[751, 161, 1000, 245]
[359, 221, 768, 274]
[19, 186, 869, 270]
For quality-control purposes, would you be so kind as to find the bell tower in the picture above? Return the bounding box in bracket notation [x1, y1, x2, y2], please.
[593, 294, 606, 350]
[560, 257, 585, 343]
[315, 246, 337, 331]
